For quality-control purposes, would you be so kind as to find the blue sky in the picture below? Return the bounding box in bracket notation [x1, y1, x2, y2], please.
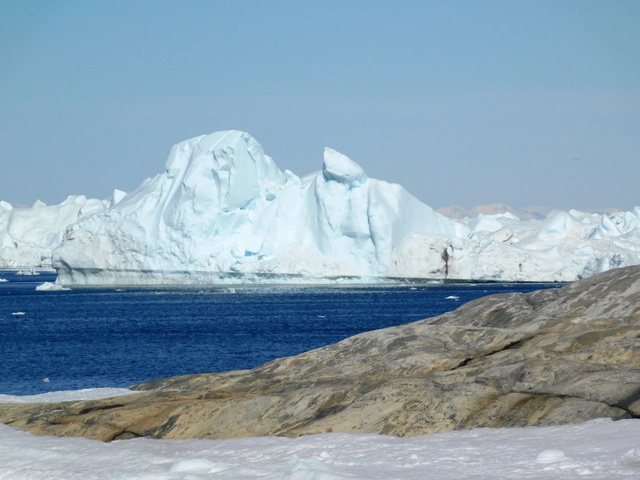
[1, 0, 638, 211]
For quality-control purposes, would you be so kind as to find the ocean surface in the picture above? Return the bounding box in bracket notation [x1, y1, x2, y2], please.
[0, 270, 564, 396]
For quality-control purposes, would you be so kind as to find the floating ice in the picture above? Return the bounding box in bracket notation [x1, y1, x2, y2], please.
[16, 269, 40, 275]
[35, 282, 71, 291]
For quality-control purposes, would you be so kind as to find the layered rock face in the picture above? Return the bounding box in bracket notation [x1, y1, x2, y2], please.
[1, 266, 639, 441]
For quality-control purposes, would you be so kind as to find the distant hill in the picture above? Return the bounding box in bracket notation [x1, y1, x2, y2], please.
[437, 204, 551, 220]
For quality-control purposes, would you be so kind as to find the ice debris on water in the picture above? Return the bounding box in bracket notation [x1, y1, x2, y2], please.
[35, 282, 70, 291]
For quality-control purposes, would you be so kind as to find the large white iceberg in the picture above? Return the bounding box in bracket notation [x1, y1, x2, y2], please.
[2, 129, 639, 284]
[52, 130, 467, 284]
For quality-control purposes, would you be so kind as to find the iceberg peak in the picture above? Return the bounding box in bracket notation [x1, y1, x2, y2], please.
[322, 147, 367, 185]
[0, 200, 12, 213]
[160, 130, 288, 213]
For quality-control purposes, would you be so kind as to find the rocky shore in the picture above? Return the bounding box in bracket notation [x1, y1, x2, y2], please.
[1, 266, 639, 441]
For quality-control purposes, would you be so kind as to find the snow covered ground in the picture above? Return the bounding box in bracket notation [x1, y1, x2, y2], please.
[0, 388, 137, 405]
[1, 415, 638, 479]
[1, 390, 638, 479]
[1, 130, 639, 283]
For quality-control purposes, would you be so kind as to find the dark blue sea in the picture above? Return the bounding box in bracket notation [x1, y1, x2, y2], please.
[0, 270, 564, 396]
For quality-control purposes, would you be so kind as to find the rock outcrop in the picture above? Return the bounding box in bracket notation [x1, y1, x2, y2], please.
[1, 266, 639, 441]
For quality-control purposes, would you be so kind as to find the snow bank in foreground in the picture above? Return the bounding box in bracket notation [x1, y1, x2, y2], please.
[1, 419, 638, 479]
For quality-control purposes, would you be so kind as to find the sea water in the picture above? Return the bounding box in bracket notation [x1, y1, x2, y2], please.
[0, 270, 563, 395]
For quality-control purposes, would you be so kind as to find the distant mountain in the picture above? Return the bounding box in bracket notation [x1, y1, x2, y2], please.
[437, 204, 550, 220]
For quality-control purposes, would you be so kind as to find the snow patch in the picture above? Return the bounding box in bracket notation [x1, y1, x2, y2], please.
[536, 449, 568, 463]
[0, 388, 139, 404]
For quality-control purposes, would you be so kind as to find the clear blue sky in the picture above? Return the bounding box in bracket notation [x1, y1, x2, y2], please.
[1, 0, 639, 211]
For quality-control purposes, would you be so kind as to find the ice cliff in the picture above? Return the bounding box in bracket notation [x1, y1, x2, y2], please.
[1, 129, 639, 284]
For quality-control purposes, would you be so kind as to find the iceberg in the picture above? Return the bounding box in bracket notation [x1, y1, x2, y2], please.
[0, 195, 107, 268]
[52, 130, 467, 285]
[1, 129, 639, 284]
[389, 208, 640, 283]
